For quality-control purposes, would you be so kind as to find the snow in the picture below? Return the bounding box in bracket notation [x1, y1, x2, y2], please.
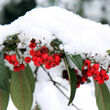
[0, 6, 109, 110]
[1, 7, 110, 54]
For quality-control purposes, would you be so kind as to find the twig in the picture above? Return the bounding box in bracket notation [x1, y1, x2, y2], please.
[34, 67, 39, 81]
[41, 66, 81, 110]
[34, 67, 39, 74]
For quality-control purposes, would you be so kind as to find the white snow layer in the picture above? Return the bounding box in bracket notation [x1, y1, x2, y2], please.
[0, 6, 109, 110]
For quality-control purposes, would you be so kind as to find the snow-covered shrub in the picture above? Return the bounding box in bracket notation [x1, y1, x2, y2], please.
[0, 7, 110, 110]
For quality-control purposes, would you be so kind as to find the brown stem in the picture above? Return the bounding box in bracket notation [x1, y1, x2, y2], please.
[41, 66, 81, 110]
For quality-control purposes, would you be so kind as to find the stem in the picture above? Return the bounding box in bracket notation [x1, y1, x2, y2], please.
[41, 66, 81, 110]
[34, 67, 39, 81]
[34, 67, 39, 74]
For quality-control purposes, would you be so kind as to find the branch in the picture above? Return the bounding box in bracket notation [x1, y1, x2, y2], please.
[34, 67, 39, 81]
[41, 66, 81, 110]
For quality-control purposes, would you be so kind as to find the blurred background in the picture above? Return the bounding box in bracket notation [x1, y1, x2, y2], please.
[0, 0, 110, 25]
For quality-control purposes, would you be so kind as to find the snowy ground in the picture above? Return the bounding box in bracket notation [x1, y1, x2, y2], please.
[0, 7, 110, 110]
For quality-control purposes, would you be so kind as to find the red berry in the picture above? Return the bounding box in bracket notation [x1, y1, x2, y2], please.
[84, 60, 91, 67]
[93, 63, 100, 70]
[100, 69, 106, 76]
[48, 56, 53, 62]
[75, 69, 78, 75]
[50, 61, 56, 67]
[9, 60, 13, 64]
[11, 55, 17, 62]
[36, 57, 43, 64]
[36, 50, 42, 57]
[62, 70, 69, 80]
[29, 43, 36, 49]
[54, 55, 61, 62]
[94, 76, 101, 82]
[45, 64, 51, 69]
[97, 79, 104, 84]
[34, 57, 43, 67]
[41, 46, 49, 53]
[32, 56, 37, 62]
[14, 66, 20, 72]
[13, 60, 19, 66]
[102, 74, 109, 81]
[87, 67, 94, 77]
[44, 60, 49, 65]
[30, 50, 36, 56]
[77, 84, 80, 88]
[93, 70, 100, 77]
[19, 64, 25, 70]
[24, 57, 31, 63]
[34, 62, 41, 67]
[82, 70, 88, 76]
[87, 71, 93, 77]
[81, 76, 87, 82]
[42, 53, 49, 60]
[4, 54, 11, 61]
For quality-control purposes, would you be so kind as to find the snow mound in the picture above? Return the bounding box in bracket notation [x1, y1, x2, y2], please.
[0, 6, 110, 54]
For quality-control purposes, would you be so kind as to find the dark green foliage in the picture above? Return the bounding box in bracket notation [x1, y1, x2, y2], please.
[3, 34, 20, 51]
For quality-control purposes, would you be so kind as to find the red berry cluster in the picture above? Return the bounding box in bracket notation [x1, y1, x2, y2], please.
[62, 59, 109, 89]
[24, 42, 61, 69]
[82, 60, 109, 84]
[75, 70, 88, 88]
[62, 69, 88, 88]
[4, 54, 25, 72]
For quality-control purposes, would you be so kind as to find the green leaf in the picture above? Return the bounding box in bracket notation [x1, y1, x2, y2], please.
[50, 38, 62, 47]
[10, 70, 33, 110]
[63, 54, 77, 105]
[0, 51, 10, 110]
[94, 81, 110, 110]
[0, 51, 10, 91]
[69, 54, 83, 71]
[25, 64, 35, 93]
[0, 89, 9, 110]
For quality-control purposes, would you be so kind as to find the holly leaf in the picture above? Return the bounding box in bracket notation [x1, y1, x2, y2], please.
[69, 54, 83, 71]
[63, 54, 77, 105]
[94, 81, 110, 110]
[10, 69, 33, 110]
[0, 89, 9, 110]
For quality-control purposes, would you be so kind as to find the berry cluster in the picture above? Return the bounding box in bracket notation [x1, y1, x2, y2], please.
[83, 60, 109, 84]
[4, 54, 25, 72]
[24, 41, 61, 69]
[62, 69, 88, 88]
[62, 59, 109, 89]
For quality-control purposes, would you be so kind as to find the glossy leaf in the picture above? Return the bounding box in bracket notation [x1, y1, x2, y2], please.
[25, 64, 35, 93]
[63, 54, 77, 105]
[94, 81, 110, 110]
[0, 51, 10, 110]
[10, 69, 33, 110]
[0, 51, 10, 91]
[69, 54, 83, 71]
